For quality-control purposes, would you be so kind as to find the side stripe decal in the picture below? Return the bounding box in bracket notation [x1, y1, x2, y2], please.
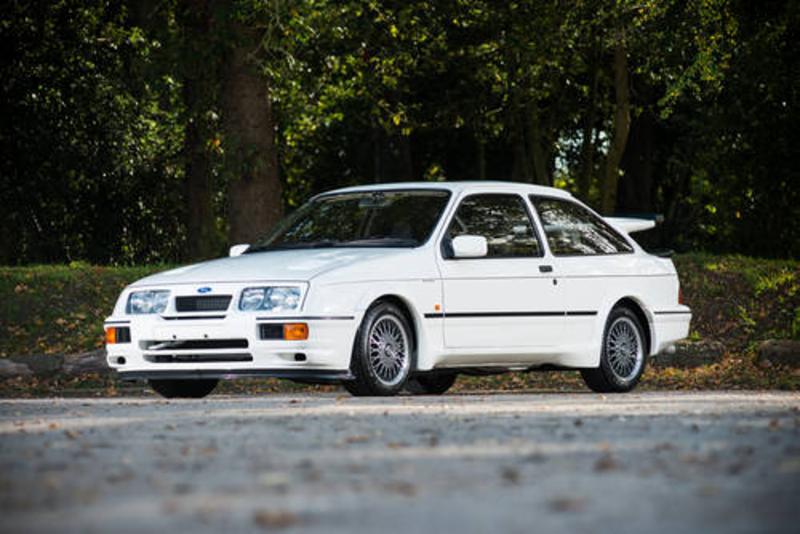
[424, 311, 597, 319]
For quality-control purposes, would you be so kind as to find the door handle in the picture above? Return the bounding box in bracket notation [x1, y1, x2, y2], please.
[539, 265, 553, 273]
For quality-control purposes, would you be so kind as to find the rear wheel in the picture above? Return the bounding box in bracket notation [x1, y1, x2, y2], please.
[344, 302, 414, 396]
[149, 379, 219, 399]
[581, 306, 647, 393]
[406, 373, 457, 395]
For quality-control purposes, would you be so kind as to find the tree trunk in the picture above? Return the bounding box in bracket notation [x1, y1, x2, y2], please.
[620, 109, 655, 213]
[180, 0, 220, 260]
[371, 125, 382, 183]
[510, 92, 533, 183]
[600, 31, 631, 215]
[526, 106, 549, 186]
[476, 135, 486, 180]
[222, 30, 282, 245]
[184, 98, 219, 259]
[578, 53, 600, 199]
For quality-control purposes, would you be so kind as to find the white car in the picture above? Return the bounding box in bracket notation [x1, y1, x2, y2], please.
[105, 181, 691, 398]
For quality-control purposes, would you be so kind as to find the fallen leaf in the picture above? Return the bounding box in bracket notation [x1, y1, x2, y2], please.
[384, 481, 416, 497]
[549, 497, 585, 512]
[501, 466, 520, 485]
[253, 510, 299, 530]
[345, 434, 370, 444]
[594, 453, 619, 472]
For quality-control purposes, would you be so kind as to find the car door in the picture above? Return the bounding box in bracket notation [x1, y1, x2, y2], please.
[435, 193, 561, 353]
[529, 195, 637, 344]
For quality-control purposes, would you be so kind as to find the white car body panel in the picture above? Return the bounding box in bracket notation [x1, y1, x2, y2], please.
[105, 181, 691, 381]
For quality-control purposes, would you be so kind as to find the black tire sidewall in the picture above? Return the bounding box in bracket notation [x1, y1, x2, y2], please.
[350, 302, 415, 396]
[406, 373, 457, 395]
[149, 379, 218, 399]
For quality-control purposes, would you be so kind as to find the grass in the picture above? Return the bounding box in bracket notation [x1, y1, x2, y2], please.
[672, 254, 800, 349]
[0, 262, 169, 357]
[0, 253, 798, 395]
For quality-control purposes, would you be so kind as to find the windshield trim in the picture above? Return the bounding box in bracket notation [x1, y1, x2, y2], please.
[247, 188, 453, 253]
[312, 186, 452, 202]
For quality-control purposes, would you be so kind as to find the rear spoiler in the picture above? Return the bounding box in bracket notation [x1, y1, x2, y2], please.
[604, 215, 662, 234]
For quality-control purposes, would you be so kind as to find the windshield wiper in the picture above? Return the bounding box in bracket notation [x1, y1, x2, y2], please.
[342, 238, 419, 247]
[245, 240, 339, 253]
[246, 238, 418, 253]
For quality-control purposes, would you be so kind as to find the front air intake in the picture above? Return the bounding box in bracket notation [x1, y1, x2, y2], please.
[175, 295, 232, 312]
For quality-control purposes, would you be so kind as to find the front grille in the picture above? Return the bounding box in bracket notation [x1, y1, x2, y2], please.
[143, 339, 248, 351]
[144, 353, 253, 363]
[175, 295, 232, 312]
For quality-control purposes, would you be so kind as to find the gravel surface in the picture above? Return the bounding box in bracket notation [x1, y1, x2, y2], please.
[1, 391, 798, 533]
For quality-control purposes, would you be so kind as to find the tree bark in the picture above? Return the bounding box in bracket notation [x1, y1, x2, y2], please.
[222, 29, 282, 245]
[476, 135, 486, 180]
[620, 109, 655, 213]
[526, 106, 550, 186]
[510, 92, 533, 183]
[600, 31, 631, 215]
[180, 0, 220, 260]
[578, 51, 600, 199]
[184, 98, 219, 259]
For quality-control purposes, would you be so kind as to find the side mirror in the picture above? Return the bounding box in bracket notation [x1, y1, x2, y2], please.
[229, 244, 250, 257]
[451, 235, 488, 259]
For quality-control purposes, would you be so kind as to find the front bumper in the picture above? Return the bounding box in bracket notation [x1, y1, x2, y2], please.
[116, 368, 354, 382]
[105, 313, 358, 380]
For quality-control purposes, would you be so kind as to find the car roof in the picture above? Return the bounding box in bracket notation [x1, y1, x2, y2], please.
[321, 181, 573, 198]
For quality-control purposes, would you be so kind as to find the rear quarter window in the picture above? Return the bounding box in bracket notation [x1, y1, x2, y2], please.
[531, 196, 633, 256]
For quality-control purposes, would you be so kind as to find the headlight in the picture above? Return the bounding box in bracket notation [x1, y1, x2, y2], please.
[126, 290, 170, 314]
[239, 286, 302, 312]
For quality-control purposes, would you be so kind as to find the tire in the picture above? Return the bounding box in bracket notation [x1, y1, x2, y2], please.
[344, 301, 415, 396]
[149, 379, 219, 399]
[406, 373, 457, 395]
[581, 306, 648, 393]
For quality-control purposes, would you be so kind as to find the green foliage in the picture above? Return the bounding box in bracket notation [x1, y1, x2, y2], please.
[674, 253, 800, 349]
[1, 0, 186, 265]
[0, 263, 169, 357]
[1, 0, 798, 263]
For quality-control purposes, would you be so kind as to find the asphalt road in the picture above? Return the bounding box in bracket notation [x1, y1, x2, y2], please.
[1, 391, 798, 534]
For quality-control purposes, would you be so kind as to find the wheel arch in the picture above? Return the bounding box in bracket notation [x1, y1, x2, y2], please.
[610, 296, 654, 356]
[355, 293, 424, 370]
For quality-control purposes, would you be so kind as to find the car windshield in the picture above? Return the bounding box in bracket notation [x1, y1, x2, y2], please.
[247, 189, 451, 252]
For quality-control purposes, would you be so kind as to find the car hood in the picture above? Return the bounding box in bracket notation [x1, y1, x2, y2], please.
[131, 248, 409, 287]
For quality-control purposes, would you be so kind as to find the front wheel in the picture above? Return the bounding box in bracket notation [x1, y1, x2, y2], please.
[581, 307, 647, 393]
[149, 379, 219, 399]
[406, 373, 457, 395]
[344, 302, 414, 396]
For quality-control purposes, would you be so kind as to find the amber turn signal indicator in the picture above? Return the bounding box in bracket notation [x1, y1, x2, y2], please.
[283, 323, 309, 340]
[105, 327, 117, 345]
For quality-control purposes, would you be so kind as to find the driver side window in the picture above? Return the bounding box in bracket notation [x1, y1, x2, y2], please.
[446, 194, 542, 258]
